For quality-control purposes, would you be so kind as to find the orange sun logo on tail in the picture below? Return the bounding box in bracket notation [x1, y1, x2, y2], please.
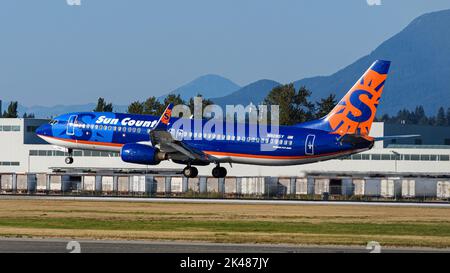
[326, 60, 390, 136]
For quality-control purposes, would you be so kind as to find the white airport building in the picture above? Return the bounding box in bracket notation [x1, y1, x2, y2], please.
[0, 118, 449, 176]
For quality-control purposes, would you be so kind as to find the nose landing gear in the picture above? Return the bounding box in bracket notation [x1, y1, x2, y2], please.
[65, 149, 74, 165]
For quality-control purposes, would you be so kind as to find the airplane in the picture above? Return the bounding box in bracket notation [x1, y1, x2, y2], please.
[35, 60, 418, 178]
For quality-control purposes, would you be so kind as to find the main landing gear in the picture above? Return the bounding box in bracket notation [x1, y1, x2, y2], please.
[182, 164, 227, 179]
[212, 164, 227, 178]
[183, 165, 198, 178]
[65, 149, 74, 165]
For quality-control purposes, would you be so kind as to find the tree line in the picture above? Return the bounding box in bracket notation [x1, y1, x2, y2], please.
[0, 101, 34, 118]
[378, 106, 450, 126]
[94, 94, 214, 117]
[2, 84, 449, 127]
[94, 84, 337, 126]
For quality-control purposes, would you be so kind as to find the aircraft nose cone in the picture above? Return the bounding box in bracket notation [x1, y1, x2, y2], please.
[36, 124, 49, 136]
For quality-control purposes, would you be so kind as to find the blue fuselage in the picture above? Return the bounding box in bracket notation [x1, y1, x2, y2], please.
[36, 112, 370, 166]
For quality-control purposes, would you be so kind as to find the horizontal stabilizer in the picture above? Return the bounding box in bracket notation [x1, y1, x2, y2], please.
[374, 134, 420, 141]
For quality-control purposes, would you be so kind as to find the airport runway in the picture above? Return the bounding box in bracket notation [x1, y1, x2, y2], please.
[0, 238, 449, 253]
[1, 195, 450, 207]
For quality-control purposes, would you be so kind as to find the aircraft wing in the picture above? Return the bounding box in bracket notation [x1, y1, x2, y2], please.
[149, 104, 217, 164]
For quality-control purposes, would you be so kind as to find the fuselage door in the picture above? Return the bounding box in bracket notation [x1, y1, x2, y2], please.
[305, 134, 315, 155]
[66, 115, 78, 136]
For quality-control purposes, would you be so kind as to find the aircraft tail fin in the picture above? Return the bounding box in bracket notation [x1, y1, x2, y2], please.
[153, 103, 174, 131]
[296, 60, 391, 136]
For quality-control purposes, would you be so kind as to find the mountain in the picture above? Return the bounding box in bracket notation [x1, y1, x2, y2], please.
[160, 74, 241, 101]
[5, 9, 450, 118]
[294, 9, 450, 116]
[211, 79, 281, 107]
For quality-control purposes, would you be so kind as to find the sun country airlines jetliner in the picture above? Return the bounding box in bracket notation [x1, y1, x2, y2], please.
[36, 60, 417, 178]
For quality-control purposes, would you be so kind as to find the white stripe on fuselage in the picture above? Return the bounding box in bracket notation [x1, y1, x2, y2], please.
[38, 135, 121, 152]
[37, 134, 365, 166]
[209, 149, 366, 166]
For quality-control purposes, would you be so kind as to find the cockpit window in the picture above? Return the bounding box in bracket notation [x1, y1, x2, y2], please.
[49, 119, 58, 125]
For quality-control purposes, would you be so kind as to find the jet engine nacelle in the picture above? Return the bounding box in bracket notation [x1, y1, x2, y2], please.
[120, 143, 167, 165]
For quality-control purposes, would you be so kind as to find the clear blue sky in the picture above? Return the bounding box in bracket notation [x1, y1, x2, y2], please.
[1, 0, 450, 106]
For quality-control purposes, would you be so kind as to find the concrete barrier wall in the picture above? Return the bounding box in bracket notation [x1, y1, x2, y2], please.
[278, 178, 290, 195]
[1, 174, 13, 190]
[49, 175, 62, 191]
[353, 179, 365, 196]
[36, 174, 47, 191]
[155, 176, 166, 193]
[295, 178, 307, 195]
[117, 176, 129, 192]
[402, 179, 415, 198]
[380, 179, 402, 198]
[171, 177, 183, 193]
[16, 174, 27, 191]
[241, 177, 265, 195]
[437, 181, 450, 199]
[187, 177, 199, 192]
[130, 176, 146, 193]
[224, 177, 237, 194]
[83, 176, 95, 191]
[1, 173, 449, 200]
[206, 178, 219, 193]
[314, 179, 329, 195]
[102, 176, 114, 192]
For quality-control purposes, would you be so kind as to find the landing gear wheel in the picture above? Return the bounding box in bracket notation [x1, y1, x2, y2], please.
[65, 157, 74, 164]
[212, 166, 227, 178]
[183, 166, 198, 178]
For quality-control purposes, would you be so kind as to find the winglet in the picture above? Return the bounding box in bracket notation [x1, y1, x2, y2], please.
[154, 103, 174, 131]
